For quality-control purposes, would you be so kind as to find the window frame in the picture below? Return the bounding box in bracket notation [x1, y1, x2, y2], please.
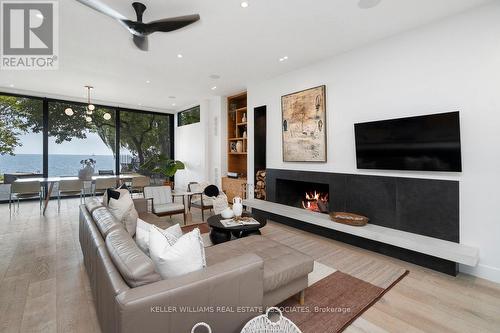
[0, 90, 175, 203]
[177, 105, 200, 127]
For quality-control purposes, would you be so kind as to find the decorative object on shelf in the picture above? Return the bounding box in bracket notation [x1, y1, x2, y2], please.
[78, 158, 96, 180]
[236, 140, 243, 153]
[230, 142, 237, 152]
[242, 113, 247, 123]
[141, 153, 185, 190]
[241, 307, 302, 333]
[227, 171, 239, 179]
[232, 196, 243, 217]
[281, 85, 326, 162]
[243, 130, 247, 138]
[329, 212, 369, 226]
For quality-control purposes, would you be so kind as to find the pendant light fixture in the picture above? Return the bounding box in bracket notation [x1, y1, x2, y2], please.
[85, 85, 95, 114]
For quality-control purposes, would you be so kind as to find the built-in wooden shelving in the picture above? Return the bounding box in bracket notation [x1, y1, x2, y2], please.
[227, 91, 248, 176]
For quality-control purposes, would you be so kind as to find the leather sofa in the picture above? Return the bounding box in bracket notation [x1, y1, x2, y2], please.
[79, 198, 313, 333]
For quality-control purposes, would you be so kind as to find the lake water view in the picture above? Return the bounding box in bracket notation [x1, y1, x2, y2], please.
[0, 154, 115, 177]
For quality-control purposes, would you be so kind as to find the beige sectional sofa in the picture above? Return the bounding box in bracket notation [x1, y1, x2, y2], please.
[79, 198, 313, 333]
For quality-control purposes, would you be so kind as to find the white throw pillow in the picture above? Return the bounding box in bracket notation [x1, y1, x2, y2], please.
[108, 189, 138, 236]
[136, 220, 182, 256]
[149, 227, 206, 279]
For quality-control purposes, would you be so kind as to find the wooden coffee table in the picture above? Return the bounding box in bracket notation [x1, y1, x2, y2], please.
[207, 212, 267, 245]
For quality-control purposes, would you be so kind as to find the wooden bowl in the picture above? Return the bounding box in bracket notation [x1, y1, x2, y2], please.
[329, 212, 369, 226]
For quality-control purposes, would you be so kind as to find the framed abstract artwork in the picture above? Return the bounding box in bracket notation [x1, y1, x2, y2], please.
[281, 85, 327, 162]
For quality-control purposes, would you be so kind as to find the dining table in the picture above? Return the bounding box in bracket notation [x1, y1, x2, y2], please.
[14, 174, 144, 215]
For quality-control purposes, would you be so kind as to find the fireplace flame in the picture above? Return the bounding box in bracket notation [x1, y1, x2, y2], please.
[302, 191, 329, 213]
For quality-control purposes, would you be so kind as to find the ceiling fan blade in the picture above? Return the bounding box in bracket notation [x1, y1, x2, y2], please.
[75, 0, 128, 21]
[133, 35, 149, 51]
[358, 0, 382, 9]
[145, 14, 200, 33]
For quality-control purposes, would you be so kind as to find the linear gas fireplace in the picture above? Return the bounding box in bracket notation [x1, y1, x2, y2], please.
[276, 179, 329, 214]
[254, 169, 460, 275]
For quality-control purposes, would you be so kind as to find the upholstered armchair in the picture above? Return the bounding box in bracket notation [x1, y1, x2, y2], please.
[188, 182, 227, 221]
[143, 186, 185, 223]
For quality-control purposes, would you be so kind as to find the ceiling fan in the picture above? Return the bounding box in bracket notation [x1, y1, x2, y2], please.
[358, 0, 382, 9]
[76, 0, 200, 51]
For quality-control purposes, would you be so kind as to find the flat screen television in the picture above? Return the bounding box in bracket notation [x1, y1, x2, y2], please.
[354, 112, 462, 172]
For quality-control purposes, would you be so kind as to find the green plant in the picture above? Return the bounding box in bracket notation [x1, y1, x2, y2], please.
[141, 154, 185, 178]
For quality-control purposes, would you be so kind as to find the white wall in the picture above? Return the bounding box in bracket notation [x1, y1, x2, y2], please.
[247, 3, 500, 283]
[175, 97, 225, 191]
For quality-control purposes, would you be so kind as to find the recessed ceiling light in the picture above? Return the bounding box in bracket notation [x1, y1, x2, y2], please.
[8, 83, 14, 88]
[177, 54, 183, 58]
[241, 1, 249, 8]
[279, 56, 288, 62]
[138, 103, 143, 106]
[209, 74, 221, 79]
[172, 103, 176, 106]
[211, 86, 217, 90]
[146, 80, 150, 84]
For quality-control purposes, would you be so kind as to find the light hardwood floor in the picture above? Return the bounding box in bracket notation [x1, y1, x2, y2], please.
[1, 198, 499, 333]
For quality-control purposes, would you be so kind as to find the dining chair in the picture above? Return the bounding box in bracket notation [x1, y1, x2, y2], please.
[93, 178, 118, 196]
[10, 181, 43, 213]
[130, 176, 150, 197]
[58, 179, 84, 212]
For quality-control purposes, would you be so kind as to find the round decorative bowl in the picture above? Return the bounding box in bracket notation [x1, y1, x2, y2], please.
[221, 208, 234, 219]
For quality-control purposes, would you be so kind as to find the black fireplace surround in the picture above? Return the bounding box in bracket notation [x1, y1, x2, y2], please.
[253, 169, 460, 275]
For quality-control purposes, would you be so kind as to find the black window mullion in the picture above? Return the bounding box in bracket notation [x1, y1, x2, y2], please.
[42, 98, 48, 178]
[115, 109, 120, 176]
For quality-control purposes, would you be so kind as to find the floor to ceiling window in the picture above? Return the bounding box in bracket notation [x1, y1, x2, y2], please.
[0, 94, 43, 200]
[48, 101, 116, 177]
[0, 92, 174, 203]
[119, 110, 173, 175]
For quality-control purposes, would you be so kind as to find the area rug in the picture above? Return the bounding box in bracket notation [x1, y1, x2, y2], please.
[279, 268, 408, 333]
[181, 222, 210, 234]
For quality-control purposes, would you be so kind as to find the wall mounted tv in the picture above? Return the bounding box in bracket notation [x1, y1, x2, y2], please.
[354, 112, 462, 172]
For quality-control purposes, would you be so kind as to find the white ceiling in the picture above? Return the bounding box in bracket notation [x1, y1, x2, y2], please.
[0, 0, 492, 112]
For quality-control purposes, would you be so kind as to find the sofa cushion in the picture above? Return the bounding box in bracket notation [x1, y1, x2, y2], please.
[108, 189, 138, 237]
[136, 219, 182, 255]
[205, 236, 313, 293]
[149, 227, 206, 279]
[106, 228, 161, 288]
[154, 202, 184, 214]
[85, 198, 103, 214]
[92, 207, 124, 237]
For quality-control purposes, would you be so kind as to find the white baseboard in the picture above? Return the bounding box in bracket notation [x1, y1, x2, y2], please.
[460, 263, 500, 284]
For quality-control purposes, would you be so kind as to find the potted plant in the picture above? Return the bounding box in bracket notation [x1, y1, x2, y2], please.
[141, 154, 185, 189]
[79, 158, 96, 180]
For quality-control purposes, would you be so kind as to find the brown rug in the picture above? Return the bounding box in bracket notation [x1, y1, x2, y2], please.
[181, 222, 211, 234]
[279, 270, 408, 333]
